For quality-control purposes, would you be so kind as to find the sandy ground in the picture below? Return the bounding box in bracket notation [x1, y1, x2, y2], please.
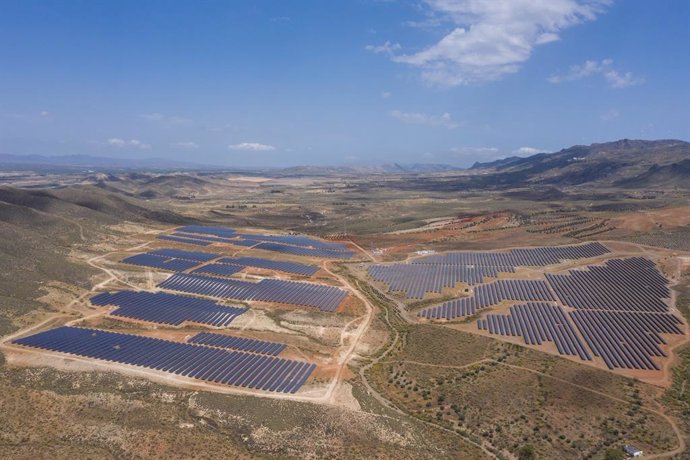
[611, 205, 690, 232]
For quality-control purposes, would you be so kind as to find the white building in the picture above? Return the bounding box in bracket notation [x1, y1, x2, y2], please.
[623, 445, 643, 457]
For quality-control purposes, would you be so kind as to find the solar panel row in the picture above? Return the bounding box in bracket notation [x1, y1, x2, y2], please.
[254, 241, 354, 259]
[368, 264, 513, 299]
[216, 256, 319, 277]
[121, 253, 200, 272]
[188, 332, 286, 356]
[176, 225, 237, 238]
[192, 263, 245, 277]
[418, 279, 555, 319]
[546, 257, 670, 312]
[13, 326, 315, 393]
[368, 243, 609, 300]
[413, 242, 610, 267]
[148, 248, 219, 262]
[91, 291, 247, 327]
[174, 225, 352, 257]
[158, 273, 346, 311]
[569, 310, 683, 370]
[157, 234, 212, 246]
[477, 302, 591, 360]
[234, 233, 350, 252]
[172, 232, 237, 243]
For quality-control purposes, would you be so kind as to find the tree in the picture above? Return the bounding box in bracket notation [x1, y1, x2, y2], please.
[518, 444, 535, 460]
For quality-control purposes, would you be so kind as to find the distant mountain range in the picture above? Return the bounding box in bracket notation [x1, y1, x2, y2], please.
[275, 163, 459, 176]
[1, 139, 689, 188]
[469, 139, 690, 188]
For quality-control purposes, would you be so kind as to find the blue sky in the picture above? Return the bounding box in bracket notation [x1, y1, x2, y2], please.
[1, 0, 688, 167]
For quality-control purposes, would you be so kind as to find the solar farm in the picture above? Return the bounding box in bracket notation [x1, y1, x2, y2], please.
[156, 225, 355, 259]
[364, 242, 689, 377]
[5, 224, 365, 398]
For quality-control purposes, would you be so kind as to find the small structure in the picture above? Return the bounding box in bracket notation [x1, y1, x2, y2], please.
[623, 445, 643, 457]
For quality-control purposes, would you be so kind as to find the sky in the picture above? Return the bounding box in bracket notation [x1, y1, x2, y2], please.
[1, 0, 689, 167]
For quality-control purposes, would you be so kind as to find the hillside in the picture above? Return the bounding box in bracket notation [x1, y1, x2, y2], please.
[470, 139, 690, 188]
[0, 186, 195, 334]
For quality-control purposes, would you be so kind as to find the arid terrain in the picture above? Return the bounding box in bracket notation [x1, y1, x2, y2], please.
[1, 143, 690, 460]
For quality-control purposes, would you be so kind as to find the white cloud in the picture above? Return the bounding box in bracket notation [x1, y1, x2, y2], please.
[512, 146, 543, 156]
[603, 69, 643, 88]
[535, 32, 561, 44]
[548, 58, 643, 88]
[39, 111, 50, 117]
[387, 0, 610, 86]
[365, 41, 401, 55]
[381, 91, 392, 99]
[107, 138, 151, 149]
[600, 108, 620, 121]
[228, 142, 276, 151]
[391, 110, 461, 129]
[172, 141, 199, 149]
[138, 113, 192, 125]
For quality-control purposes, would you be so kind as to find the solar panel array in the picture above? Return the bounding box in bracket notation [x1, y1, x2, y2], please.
[414, 242, 610, 266]
[254, 241, 353, 259]
[569, 310, 684, 370]
[546, 257, 671, 312]
[165, 225, 355, 259]
[368, 242, 609, 299]
[157, 234, 212, 246]
[121, 253, 200, 272]
[368, 264, 511, 299]
[456, 256, 686, 371]
[234, 233, 350, 251]
[177, 225, 237, 238]
[418, 279, 555, 319]
[148, 248, 219, 262]
[91, 291, 247, 327]
[192, 263, 245, 277]
[216, 257, 319, 277]
[13, 326, 315, 393]
[189, 332, 286, 356]
[478, 302, 591, 361]
[159, 273, 347, 311]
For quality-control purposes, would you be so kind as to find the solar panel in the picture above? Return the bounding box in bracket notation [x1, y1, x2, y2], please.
[91, 291, 247, 327]
[188, 332, 286, 355]
[546, 257, 670, 312]
[481, 302, 591, 361]
[157, 235, 212, 246]
[159, 226, 355, 259]
[418, 279, 555, 319]
[216, 256, 319, 276]
[158, 273, 347, 311]
[192, 263, 245, 277]
[148, 248, 220, 262]
[570, 310, 683, 370]
[371, 242, 609, 300]
[121, 253, 200, 272]
[13, 326, 315, 393]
